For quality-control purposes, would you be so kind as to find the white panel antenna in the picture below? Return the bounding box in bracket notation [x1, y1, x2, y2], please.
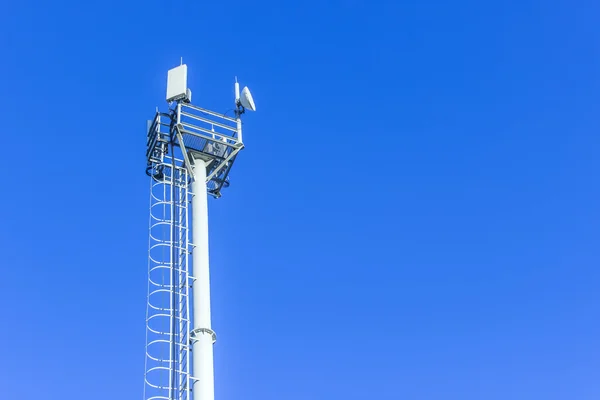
[166, 64, 188, 102]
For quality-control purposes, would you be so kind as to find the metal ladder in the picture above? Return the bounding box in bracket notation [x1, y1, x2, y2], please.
[144, 150, 192, 400]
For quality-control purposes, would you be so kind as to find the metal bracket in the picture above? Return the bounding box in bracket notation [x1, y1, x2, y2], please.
[190, 327, 217, 344]
[205, 144, 243, 183]
[174, 123, 196, 181]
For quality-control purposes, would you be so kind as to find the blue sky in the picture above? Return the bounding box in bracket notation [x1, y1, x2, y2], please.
[1, 0, 600, 399]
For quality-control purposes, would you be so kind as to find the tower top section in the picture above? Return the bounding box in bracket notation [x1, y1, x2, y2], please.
[145, 64, 256, 198]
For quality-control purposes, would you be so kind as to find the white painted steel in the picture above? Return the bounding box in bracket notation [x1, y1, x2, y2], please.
[190, 157, 215, 400]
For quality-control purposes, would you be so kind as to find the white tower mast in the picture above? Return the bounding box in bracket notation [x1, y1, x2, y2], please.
[144, 64, 255, 400]
[190, 157, 215, 400]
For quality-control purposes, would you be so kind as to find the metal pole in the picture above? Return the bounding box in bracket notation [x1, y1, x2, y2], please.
[234, 81, 242, 143]
[190, 156, 215, 400]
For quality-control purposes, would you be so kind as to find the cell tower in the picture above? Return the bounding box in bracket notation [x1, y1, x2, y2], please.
[144, 64, 255, 400]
